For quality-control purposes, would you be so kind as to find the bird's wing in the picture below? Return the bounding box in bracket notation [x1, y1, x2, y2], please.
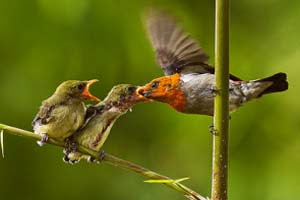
[74, 103, 106, 134]
[79, 105, 98, 130]
[143, 9, 212, 75]
[143, 9, 243, 81]
[32, 102, 55, 128]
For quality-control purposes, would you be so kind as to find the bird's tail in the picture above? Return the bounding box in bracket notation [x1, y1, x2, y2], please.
[241, 73, 288, 101]
[256, 72, 288, 97]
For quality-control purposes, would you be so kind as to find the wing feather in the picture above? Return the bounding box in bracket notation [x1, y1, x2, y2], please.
[32, 101, 55, 130]
[144, 9, 211, 75]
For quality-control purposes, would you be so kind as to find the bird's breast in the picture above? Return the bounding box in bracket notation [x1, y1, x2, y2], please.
[162, 74, 187, 112]
[179, 73, 216, 115]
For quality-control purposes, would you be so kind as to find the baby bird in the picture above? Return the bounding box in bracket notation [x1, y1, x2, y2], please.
[32, 80, 100, 145]
[137, 10, 288, 116]
[64, 84, 146, 163]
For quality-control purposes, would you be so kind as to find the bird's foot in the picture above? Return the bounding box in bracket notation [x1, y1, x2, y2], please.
[62, 155, 70, 163]
[87, 156, 95, 163]
[99, 150, 106, 162]
[88, 150, 106, 163]
[62, 155, 79, 165]
[37, 133, 49, 146]
[210, 86, 220, 97]
[209, 124, 218, 136]
[64, 137, 78, 155]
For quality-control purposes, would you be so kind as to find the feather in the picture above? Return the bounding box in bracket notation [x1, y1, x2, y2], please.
[143, 9, 211, 75]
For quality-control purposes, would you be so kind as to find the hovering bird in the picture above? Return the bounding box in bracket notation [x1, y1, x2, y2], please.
[32, 80, 100, 145]
[64, 84, 146, 163]
[137, 10, 288, 116]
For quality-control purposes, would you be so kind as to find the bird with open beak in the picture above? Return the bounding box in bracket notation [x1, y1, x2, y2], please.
[32, 80, 100, 145]
[137, 10, 288, 116]
[64, 84, 147, 163]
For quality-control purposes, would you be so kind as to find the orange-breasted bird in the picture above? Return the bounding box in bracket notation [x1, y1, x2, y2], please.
[137, 10, 288, 116]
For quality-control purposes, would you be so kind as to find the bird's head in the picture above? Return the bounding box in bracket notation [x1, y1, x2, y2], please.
[104, 84, 147, 110]
[55, 80, 100, 102]
[137, 74, 186, 112]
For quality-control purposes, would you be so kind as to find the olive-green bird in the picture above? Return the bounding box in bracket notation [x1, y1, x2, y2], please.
[32, 80, 100, 145]
[64, 84, 146, 163]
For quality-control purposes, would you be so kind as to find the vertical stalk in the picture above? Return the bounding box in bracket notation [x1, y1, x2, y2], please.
[211, 0, 230, 200]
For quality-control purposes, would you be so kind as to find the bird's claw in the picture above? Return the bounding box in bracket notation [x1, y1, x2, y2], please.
[37, 133, 49, 146]
[99, 150, 106, 162]
[62, 155, 79, 165]
[62, 137, 79, 164]
[88, 150, 106, 163]
[210, 86, 220, 97]
[64, 137, 78, 155]
[87, 156, 95, 163]
[209, 125, 218, 136]
[62, 155, 70, 163]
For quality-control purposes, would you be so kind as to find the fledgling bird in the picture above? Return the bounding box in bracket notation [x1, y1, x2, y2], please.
[64, 84, 146, 163]
[32, 80, 100, 145]
[137, 10, 288, 116]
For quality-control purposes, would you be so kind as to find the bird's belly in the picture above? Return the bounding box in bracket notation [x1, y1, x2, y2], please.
[180, 74, 244, 115]
[184, 90, 243, 116]
[35, 105, 85, 141]
[74, 112, 121, 152]
[180, 73, 216, 115]
[184, 87, 215, 115]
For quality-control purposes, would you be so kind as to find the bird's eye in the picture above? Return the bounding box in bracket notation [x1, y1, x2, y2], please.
[127, 86, 136, 93]
[77, 83, 85, 90]
[151, 81, 159, 89]
[120, 94, 125, 101]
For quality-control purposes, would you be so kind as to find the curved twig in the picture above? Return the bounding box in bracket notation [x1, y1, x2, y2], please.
[0, 123, 208, 200]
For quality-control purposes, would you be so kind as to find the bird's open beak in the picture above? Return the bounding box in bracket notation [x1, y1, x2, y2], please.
[82, 79, 101, 102]
[136, 87, 153, 101]
[137, 87, 150, 98]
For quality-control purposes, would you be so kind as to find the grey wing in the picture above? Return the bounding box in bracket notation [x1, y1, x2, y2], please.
[32, 102, 55, 129]
[76, 103, 106, 132]
[144, 9, 212, 75]
[78, 105, 98, 131]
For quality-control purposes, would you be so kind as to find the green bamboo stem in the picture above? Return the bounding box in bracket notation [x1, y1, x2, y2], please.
[0, 123, 207, 200]
[211, 0, 230, 200]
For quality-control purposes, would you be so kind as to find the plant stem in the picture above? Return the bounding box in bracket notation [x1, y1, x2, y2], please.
[211, 0, 230, 200]
[0, 123, 207, 200]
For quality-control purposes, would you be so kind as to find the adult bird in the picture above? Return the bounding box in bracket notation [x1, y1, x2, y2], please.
[64, 84, 146, 163]
[137, 10, 288, 116]
[32, 80, 100, 145]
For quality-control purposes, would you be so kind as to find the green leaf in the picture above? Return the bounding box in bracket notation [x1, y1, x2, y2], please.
[144, 177, 190, 184]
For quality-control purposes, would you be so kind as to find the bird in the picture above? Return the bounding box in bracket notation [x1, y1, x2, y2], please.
[32, 80, 100, 145]
[137, 10, 288, 116]
[64, 84, 146, 163]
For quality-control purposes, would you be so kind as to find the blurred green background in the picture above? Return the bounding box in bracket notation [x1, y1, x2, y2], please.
[0, 0, 299, 199]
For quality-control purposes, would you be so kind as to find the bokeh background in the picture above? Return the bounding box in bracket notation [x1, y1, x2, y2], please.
[0, 0, 299, 199]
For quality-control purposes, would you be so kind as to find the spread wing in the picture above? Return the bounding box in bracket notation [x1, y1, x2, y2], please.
[144, 9, 212, 76]
[32, 102, 55, 129]
[143, 9, 242, 81]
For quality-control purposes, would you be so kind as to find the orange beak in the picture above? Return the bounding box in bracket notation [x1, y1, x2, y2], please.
[82, 79, 101, 102]
[136, 87, 153, 102]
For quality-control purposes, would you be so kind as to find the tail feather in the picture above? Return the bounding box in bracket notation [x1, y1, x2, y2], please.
[256, 72, 288, 97]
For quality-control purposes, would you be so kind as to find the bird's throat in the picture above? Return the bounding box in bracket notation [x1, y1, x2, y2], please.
[161, 74, 186, 112]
